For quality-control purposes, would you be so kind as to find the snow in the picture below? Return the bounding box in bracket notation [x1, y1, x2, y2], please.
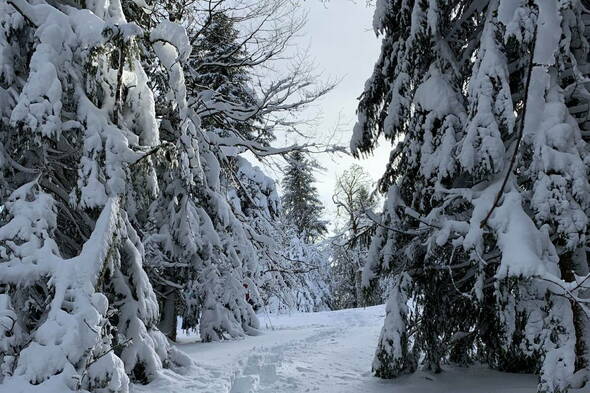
[129, 305, 560, 393]
[413, 69, 463, 118]
[498, 0, 520, 25]
[151, 20, 191, 62]
[372, 0, 389, 34]
[534, 0, 561, 66]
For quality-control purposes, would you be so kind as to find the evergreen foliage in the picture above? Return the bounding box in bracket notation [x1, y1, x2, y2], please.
[138, 1, 332, 342]
[0, 0, 331, 392]
[281, 150, 328, 243]
[354, 1, 590, 392]
[0, 1, 191, 391]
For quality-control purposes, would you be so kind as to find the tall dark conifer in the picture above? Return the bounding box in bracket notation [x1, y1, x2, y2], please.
[355, 1, 590, 391]
[281, 151, 328, 243]
[0, 1, 191, 391]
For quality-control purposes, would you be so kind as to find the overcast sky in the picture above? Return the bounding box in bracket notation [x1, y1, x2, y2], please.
[292, 1, 390, 227]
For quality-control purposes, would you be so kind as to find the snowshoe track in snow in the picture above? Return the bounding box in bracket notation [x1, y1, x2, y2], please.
[133, 306, 566, 393]
[228, 328, 339, 393]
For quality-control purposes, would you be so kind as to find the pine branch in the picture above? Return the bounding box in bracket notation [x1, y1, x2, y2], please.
[76, 337, 134, 388]
[130, 143, 173, 168]
[113, 39, 126, 126]
[480, 22, 539, 228]
[6, 0, 39, 28]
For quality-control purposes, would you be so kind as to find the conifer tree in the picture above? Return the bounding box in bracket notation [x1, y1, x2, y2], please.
[0, 2, 334, 392]
[139, 1, 333, 340]
[142, 12, 262, 341]
[0, 1, 190, 391]
[188, 10, 268, 143]
[281, 151, 328, 243]
[354, 1, 590, 391]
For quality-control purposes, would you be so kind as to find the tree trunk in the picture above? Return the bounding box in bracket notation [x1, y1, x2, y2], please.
[355, 269, 364, 308]
[158, 288, 178, 342]
[561, 249, 589, 372]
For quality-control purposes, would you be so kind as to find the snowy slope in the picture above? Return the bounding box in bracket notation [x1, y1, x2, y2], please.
[131, 305, 573, 393]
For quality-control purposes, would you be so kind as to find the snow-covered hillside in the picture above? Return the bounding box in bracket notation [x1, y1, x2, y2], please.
[131, 306, 567, 393]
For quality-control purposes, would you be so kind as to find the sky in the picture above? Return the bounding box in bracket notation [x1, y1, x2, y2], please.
[292, 1, 390, 226]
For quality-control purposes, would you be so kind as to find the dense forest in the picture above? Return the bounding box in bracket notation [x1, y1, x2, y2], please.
[1, 1, 590, 393]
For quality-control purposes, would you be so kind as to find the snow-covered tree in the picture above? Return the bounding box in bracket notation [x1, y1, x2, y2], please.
[142, 15, 262, 342]
[0, 1, 334, 391]
[281, 150, 328, 243]
[246, 149, 331, 313]
[187, 10, 268, 143]
[354, 1, 590, 392]
[0, 1, 191, 391]
[282, 228, 332, 312]
[330, 165, 380, 310]
[257, 221, 332, 314]
[138, 0, 333, 341]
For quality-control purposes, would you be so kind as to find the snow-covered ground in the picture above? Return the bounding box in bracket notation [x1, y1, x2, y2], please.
[131, 305, 566, 393]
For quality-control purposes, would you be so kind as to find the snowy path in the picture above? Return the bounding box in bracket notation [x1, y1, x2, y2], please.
[132, 306, 554, 393]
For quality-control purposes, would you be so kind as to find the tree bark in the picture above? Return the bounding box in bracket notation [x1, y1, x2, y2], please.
[560, 249, 589, 372]
[158, 288, 178, 342]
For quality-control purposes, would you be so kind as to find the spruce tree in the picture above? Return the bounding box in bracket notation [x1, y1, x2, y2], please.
[187, 11, 269, 143]
[354, 1, 590, 391]
[0, 1, 190, 391]
[143, 19, 262, 341]
[281, 151, 328, 243]
[140, 2, 330, 341]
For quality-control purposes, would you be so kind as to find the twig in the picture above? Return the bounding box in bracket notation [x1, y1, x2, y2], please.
[83, 319, 100, 335]
[130, 143, 171, 167]
[86, 338, 133, 370]
[363, 209, 427, 236]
